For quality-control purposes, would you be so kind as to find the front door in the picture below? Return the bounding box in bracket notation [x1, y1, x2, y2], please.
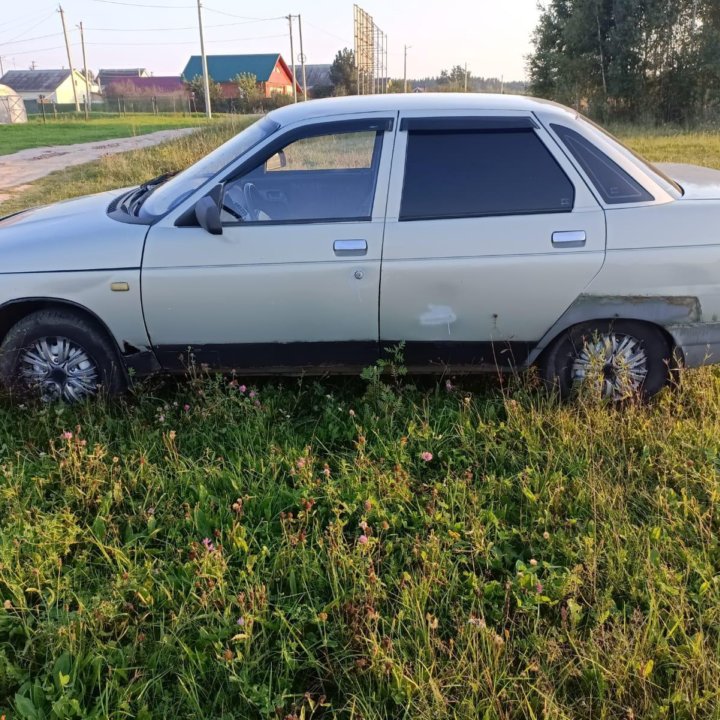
[379, 111, 607, 369]
[141, 115, 395, 372]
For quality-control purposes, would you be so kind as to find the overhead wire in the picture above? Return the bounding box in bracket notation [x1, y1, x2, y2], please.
[6, 44, 76, 56]
[0, 32, 64, 47]
[86, 18, 284, 32]
[201, 6, 283, 21]
[87, 33, 287, 46]
[0, 10, 56, 31]
[1, 5, 354, 74]
[303, 19, 352, 46]
[90, 0, 195, 8]
[4, 11, 56, 44]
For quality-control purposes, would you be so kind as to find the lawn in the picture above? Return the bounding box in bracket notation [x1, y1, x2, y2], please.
[1, 124, 720, 719]
[0, 114, 219, 156]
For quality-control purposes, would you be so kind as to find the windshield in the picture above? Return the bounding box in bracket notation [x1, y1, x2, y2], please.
[139, 116, 280, 217]
[577, 115, 683, 196]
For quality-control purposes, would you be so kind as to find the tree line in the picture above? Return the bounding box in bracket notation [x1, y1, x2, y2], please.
[325, 49, 526, 96]
[528, 0, 720, 125]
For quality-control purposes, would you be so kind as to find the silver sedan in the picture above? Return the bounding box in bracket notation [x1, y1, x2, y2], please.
[1, 93, 720, 401]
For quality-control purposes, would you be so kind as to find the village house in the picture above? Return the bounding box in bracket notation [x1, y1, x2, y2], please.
[181, 54, 301, 98]
[97, 68, 149, 89]
[0, 69, 96, 105]
[102, 75, 187, 99]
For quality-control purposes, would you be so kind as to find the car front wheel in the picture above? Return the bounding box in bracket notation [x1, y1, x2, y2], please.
[540, 320, 672, 400]
[0, 309, 125, 402]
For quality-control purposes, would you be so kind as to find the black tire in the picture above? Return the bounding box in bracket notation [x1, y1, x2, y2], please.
[0, 309, 126, 402]
[539, 320, 672, 400]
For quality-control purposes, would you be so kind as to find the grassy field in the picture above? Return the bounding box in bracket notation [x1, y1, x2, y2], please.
[1, 123, 720, 718]
[0, 114, 218, 156]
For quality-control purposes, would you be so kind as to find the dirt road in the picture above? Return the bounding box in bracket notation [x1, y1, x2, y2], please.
[0, 127, 197, 202]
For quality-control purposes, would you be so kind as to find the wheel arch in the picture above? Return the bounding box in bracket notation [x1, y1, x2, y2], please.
[533, 316, 680, 371]
[528, 294, 692, 367]
[0, 297, 128, 374]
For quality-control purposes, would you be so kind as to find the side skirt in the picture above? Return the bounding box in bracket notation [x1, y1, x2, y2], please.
[151, 340, 535, 375]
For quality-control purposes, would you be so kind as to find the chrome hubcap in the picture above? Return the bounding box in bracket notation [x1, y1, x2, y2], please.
[19, 337, 99, 402]
[571, 333, 648, 399]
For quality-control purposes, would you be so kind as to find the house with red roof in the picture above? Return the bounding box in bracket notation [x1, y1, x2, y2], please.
[181, 54, 301, 98]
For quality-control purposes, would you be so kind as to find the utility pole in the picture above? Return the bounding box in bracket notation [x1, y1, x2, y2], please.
[464, 62, 468, 92]
[196, 0, 212, 118]
[58, 5, 80, 112]
[403, 45, 410, 93]
[287, 15, 297, 103]
[78, 22, 91, 119]
[297, 14, 307, 101]
[0, 57, 4, 76]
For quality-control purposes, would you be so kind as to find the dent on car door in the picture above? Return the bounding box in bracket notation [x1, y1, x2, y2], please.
[379, 114, 607, 369]
[141, 116, 395, 372]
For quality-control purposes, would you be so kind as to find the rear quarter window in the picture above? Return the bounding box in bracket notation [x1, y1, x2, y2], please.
[551, 124, 654, 205]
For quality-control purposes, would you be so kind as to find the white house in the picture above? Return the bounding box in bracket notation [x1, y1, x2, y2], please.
[0, 69, 96, 104]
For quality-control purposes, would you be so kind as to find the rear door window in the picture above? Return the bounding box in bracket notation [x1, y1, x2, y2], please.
[400, 125, 575, 221]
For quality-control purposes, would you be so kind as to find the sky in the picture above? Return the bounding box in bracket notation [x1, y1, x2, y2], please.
[0, 0, 542, 82]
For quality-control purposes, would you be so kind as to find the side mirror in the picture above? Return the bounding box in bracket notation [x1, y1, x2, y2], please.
[195, 195, 222, 235]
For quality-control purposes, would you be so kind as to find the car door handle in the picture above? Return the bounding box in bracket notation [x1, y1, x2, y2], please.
[552, 230, 587, 248]
[333, 239, 368, 256]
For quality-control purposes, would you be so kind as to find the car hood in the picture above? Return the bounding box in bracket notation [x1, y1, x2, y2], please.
[0, 190, 148, 273]
[656, 162, 720, 200]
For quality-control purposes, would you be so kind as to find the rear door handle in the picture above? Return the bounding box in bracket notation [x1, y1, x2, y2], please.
[333, 239, 368, 256]
[552, 230, 586, 248]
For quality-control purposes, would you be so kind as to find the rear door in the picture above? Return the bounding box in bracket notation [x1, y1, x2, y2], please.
[380, 111, 606, 368]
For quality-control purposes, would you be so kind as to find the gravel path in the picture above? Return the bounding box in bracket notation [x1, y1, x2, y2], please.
[0, 127, 197, 202]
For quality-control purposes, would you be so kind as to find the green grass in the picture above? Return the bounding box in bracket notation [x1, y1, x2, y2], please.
[620, 131, 720, 169]
[2, 125, 720, 718]
[0, 114, 221, 156]
[3, 371, 720, 719]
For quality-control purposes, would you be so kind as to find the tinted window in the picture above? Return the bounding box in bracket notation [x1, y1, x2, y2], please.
[399, 128, 574, 222]
[551, 124, 654, 205]
[223, 127, 383, 223]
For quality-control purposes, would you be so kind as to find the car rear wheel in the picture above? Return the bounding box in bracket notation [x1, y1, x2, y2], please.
[0, 309, 126, 402]
[540, 320, 672, 400]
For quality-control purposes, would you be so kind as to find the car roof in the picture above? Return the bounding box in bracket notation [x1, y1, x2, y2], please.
[267, 93, 577, 126]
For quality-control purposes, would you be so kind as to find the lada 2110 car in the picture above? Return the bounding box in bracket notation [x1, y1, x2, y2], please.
[1, 93, 720, 401]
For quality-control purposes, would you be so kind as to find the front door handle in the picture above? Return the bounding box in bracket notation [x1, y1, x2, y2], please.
[334, 239, 368, 256]
[552, 230, 586, 248]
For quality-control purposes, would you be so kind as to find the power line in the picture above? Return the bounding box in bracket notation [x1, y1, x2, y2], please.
[0, 32, 64, 46]
[4, 44, 72, 56]
[86, 33, 286, 46]
[4, 11, 56, 43]
[0, 10, 55, 31]
[85, 18, 283, 32]
[202, 6, 283, 21]
[303, 19, 351, 46]
[91, 0, 195, 8]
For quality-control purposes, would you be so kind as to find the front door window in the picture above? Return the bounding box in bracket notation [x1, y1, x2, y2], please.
[221, 125, 384, 223]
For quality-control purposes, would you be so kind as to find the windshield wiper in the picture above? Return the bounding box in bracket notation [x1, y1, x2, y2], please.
[127, 171, 178, 215]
